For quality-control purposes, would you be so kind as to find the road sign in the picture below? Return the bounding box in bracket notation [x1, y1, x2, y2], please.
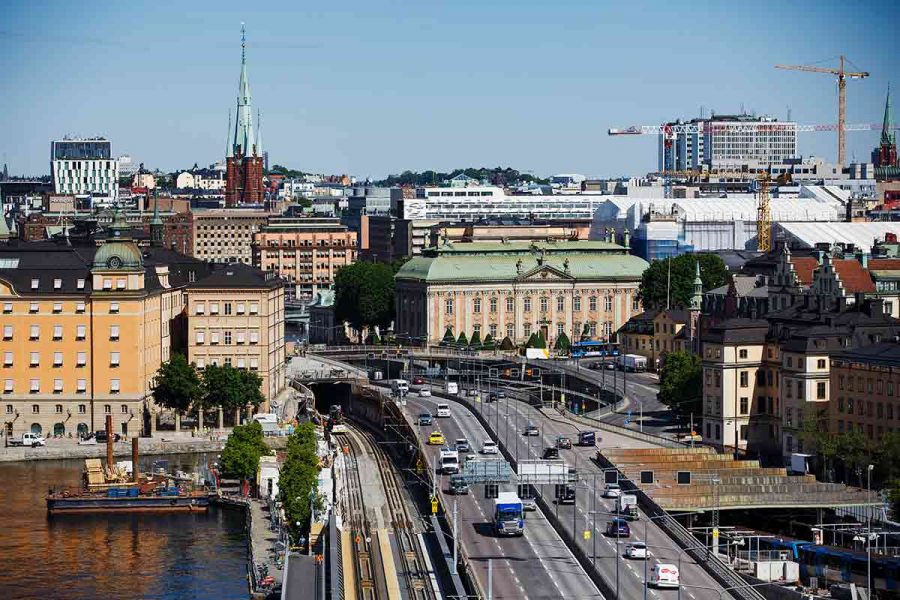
[583, 530, 591, 540]
[517, 460, 574, 484]
[462, 458, 513, 484]
[431, 496, 439, 514]
[416, 459, 424, 474]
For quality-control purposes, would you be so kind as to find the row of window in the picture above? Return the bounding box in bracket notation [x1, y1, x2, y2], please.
[3, 351, 120, 368]
[194, 302, 259, 316]
[836, 396, 897, 419]
[837, 375, 896, 395]
[6, 403, 129, 415]
[3, 324, 120, 341]
[1, 379, 119, 393]
[835, 421, 896, 440]
[449, 295, 633, 315]
[193, 357, 259, 370]
[195, 330, 260, 345]
[451, 321, 613, 340]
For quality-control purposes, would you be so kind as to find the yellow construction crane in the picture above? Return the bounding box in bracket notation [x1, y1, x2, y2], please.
[650, 169, 772, 252]
[775, 55, 869, 167]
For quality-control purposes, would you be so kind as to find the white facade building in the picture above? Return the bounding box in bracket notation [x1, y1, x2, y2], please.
[406, 186, 609, 221]
[51, 138, 118, 204]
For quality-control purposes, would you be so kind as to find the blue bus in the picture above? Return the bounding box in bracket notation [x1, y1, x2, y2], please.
[571, 341, 620, 359]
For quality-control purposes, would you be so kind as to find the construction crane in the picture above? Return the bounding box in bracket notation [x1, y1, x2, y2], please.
[649, 169, 772, 252]
[608, 121, 881, 136]
[775, 55, 870, 167]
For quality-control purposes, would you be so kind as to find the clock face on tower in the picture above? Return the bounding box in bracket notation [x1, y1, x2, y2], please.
[107, 256, 123, 269]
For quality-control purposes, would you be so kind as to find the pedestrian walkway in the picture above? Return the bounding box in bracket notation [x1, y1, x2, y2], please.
[248, 498, 286, 598]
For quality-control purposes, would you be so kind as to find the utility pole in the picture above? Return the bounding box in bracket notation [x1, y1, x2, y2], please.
[452, 497, 458, 575]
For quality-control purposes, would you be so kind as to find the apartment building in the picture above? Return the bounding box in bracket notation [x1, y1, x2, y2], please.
[186, 263, 285, 402]
[252, 217, 356, 302]
[51, 138, 118, 204]
[162, 209, 272, 264]
[830, 341, 900, 441]
[0, 215, 285, 440]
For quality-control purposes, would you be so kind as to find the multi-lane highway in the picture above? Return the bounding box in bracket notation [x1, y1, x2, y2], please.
[402, 393, 605, 600]
[410, 381, 732, 600]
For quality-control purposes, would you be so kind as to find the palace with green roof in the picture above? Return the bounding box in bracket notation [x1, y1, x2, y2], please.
[395, 240, 649, 345]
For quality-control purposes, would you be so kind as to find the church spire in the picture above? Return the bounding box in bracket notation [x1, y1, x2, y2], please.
[882, 83, 895, 147]
[232, 22, 255, 157]
[690, 260, 703, 311]
[256, 109, 263, 157]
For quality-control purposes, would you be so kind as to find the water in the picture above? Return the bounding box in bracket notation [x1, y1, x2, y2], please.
[0, 454, 249, 600]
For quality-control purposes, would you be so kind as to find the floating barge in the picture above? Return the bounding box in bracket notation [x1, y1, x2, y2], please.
[46, 416, 211, 515]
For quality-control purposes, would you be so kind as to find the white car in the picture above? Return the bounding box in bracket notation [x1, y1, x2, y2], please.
[624, 542, 649, 559]
[603, 483, 622, 498]
[418, 388, 432, 397]
[480, 440, 499, 455]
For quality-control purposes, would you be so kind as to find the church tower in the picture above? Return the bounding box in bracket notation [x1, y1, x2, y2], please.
[225, 24, 265, 207]
[873, 84, 898, 168]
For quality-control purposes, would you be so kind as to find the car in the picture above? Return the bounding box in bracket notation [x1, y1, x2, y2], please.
[412, 377, 425, 385]
[542, 447, 560, 460]
[624, 542, 649, 559]
[94, 431, 121, 443]
[523, 424, 540, 436]
[428, 431, 446, 445]
[606, 518, 631, 537]
[556, 436, 572, 450]
[467, 388, 477, 397]
[455, 438, 470, 453]
[496, 391, 507, 399]
[418, 388, 432, 397]
[480, 440, 498, 455]
[487, 392, 498, 403]
[650, 564, 680, 588]
[520, 495, 537, 512]
[603, 483, 622, 498]
[418, 412, 433, 426]
[436, 403, 451, 417]
[448, 474, 469, 495]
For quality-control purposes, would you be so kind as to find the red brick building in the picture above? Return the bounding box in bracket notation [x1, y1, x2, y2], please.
[225, 26, 265, 207]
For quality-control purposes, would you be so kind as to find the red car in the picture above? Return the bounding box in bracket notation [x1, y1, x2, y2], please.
[412, 377, 425, 385]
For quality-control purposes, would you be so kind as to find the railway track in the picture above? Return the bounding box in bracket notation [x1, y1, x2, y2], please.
[336, 425, 439, 600]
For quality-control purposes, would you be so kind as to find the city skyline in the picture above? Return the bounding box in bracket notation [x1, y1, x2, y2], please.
[2, 0, 898, 178]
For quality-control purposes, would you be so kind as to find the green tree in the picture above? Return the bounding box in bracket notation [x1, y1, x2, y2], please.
[657, 350, 702, 417]
[152, 353, 202, 413]
[499, 336, 515, 351]
[534, 331, 547, 349]
[555, 331, 571, 352]
[525, 333, 538, 348]
[638, 254, 727, 310]
[469, 331, 482, 348]
[278, 422, 322, 539]
[202, 364, 265, 411]
[334, 262, 396, 330]
[219, 421, 269, 483]
[456, 331, 468, 346]
[365, 331, 381, 345]
[798, 410, 839, 480]
[441, 328, 455, 346]
[580, 323, 591, 342]
[482, 334, 495, 350]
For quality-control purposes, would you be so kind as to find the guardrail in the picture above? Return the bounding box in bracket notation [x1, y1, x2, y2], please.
[552, 406, 686, 448]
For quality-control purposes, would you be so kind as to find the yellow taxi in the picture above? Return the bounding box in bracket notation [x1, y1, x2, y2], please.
[428, 431, 445, 445]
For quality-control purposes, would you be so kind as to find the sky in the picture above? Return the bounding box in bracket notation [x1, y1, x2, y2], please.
[2, 0, 899, 179]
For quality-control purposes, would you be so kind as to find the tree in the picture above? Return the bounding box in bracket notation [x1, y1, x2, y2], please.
[580, 323, 591, 342]
[456, 331, 468, 346]
[219, 421, 269, 483]
[152, 353, 202, 413]
[202, 364, 265, 411]
[278, 422, 322, 539]
[334, 262, 396, 330]
[441, 328, 455, 346]
[482, 334, 495, 350]
[555, 331, 571, 352]
[365, 331, 381, 345]
[469, 331, 482, 348]
[525, 333, 538, 348]
[657, 350, 702, 417]
[798, 410, 839, 481]
[533, 331, 547, 349]
[638, 254, 728, 310]
[499, 336, 515, 351]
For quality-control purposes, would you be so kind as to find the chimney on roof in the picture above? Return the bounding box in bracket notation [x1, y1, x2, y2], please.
[867, 297, 885, 319]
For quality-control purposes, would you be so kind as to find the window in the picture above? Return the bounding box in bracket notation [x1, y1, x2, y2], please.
[2, 325, 11, 341]
[109, 326, 119, 341]
[506, 324, 515, 339]
[195, 303, 205, 315]
[76, 278, 85, 290]
[250, 358, 259, 370]
[121, 404, 129, 414]
[196, 331, 205, 344]
[574, 296, 581, 311]
[110, 379, 120, 394]
[30, 325, 39, 340]
[445, 299, 454, 315]
[53, 352, 63, 367]
[817, 382, 826, 399]
[3, 380, 11, 393]
[817, 359, 826, 369]
[605, 296, 613, 311]
[490, 297, 497, 313]
[103, 279, 112, 290]
[53, 325, 63, 340]
[30, 380, 39, 393]
[557, 323, 565, 337]
[506, 297, 514, 312]
[53, 380, 63, 393]
[76, 325, 86, 340]
[523, 297, 531, 312]
[210, 332, 220, 344]
[30, 279, 39, 290]
[116, 279, 126, 290]
[210, 303, 219, 315]
[632, 297, 640, 311]
[540, 297, 548, 312]
[740, 397, 749, 415]
[110, 352, 120, 367]
[786, 408, 793, 427]
[489, 324, 498, 338]
[29, 302, 39, 313]
[249, 303, 259, 314]
[740, 425, 748, 441]
[557, 296, 565, 312]
[224, 302, 232, 315]
[236, 358, 245, 369]
[104, 404, 111, 414]
[77, 380, 86, 393]
[109, 302, 119, 314]
[76, 302, 85, 313]
[30, 352, 39, 367]
[2, 302, 11, 314]
[740, 371, 748, 388]
[524, 323, 532, 337]
[236, 302, 245, 314]
[236, 332, 245, 344]
[786, 356, 793, 368]
[589, 296, 597, 311]
[224, 331, 232, 345]
[739, 349, 748, 359]
[52, 303, 62, 313]
[877, 403, 884, 418]
[32, 402, 40, 412]
[76, 352, 86, 367]
[839, 375, 845, 390]
[249, 332, 259, 344]
[473, 298, 481, 313]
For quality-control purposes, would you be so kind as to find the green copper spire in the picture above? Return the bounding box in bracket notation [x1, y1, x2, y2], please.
[690, 260, 703, 311]
[232, 23, 256, 157]
[882, 84, 895, 147]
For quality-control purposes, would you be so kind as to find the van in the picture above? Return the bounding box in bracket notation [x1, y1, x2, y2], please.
[650, 564, 680, 588]
[445, 382, 459, 395]
[391, 379, 409, 395]
[436, 404, 451, 418]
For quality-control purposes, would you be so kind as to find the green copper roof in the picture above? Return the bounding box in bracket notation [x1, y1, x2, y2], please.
[397, 242, 648, 283]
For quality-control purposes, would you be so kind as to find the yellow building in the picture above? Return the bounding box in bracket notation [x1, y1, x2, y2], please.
[0, 214, 285, 440]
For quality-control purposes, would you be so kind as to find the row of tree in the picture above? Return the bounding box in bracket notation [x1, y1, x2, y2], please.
[219, 421, 269, 481]
[278, 423, 323, 540]
[152, 353, 265, 414]
[375, 167, 549, 188]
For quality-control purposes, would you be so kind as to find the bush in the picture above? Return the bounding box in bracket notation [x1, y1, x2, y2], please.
[499, 336, 515, 351]
[482, 334, 495, 350]
[469, 331, 482, 348]
[456, 331, 468, 346]
[441, 328, 455, 346]
[555, 331, 571, 352]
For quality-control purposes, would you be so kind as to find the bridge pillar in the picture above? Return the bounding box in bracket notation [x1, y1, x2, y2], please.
[198, 408, 204, 433]
[174, 411, 181, 432]
[217, 407, 224, 429]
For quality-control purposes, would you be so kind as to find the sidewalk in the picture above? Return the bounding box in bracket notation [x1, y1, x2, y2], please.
[248, 498, 286, 599]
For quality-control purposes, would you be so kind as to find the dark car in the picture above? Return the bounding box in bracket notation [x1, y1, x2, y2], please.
[496, 391, 507, 399]
[487, 392, 497, 403]
[448, 475, 469, 495]
[606, 518, 631, 537]
[556, 436, 572, 450]
[418, 412, 433, 426]
[577, 431, 597, 446]
[542, 446, 560, 460]
[523, 424, 540, 436]
[94, 431, 121, 443]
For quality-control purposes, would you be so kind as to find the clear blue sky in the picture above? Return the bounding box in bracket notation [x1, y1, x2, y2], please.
[2, 0, 898, 179]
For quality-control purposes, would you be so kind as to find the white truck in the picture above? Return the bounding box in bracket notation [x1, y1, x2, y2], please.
[252, 413, 279, 435]
[391, 379, 410, 395]
[8, 432, 46, 447]
[618, 493, 639, 520]
[616, 354, 647, 372]
[440, 448, 460, 474]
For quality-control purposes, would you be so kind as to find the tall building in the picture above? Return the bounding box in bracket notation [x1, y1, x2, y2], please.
[658, 115, 797, 172]
[873, 85, 898, 169]
[163, 208, 273, 264]
[51, 138, 118, 204]
[225, 26, 264, 207]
